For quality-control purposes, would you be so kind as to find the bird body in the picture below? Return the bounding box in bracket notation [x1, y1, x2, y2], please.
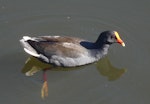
[20, 31, 125, 67]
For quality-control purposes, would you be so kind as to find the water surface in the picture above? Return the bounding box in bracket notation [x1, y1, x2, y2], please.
[1, 0, 150, 104]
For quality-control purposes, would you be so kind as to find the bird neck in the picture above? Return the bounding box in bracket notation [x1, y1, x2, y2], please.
[94, 39, 110, 48]
[89, 44, 110, 60]
[100, 44, 110, 54]
[94, 41, 110, 56]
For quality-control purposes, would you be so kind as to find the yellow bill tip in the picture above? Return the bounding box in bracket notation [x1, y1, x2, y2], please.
[114, 31, 125, 47]
[121, 42, 125, 47]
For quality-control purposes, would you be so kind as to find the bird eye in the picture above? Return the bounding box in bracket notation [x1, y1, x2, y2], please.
[111, 35, 115, 39]
[111, 35, 117, 40]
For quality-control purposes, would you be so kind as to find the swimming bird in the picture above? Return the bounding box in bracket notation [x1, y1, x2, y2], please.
[20, 31, 125, 67]
[20, 30, 125, 98]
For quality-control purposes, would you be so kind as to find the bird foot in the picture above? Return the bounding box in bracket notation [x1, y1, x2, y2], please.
[41, 80, 48, 99]
[41, 69, 49, 99]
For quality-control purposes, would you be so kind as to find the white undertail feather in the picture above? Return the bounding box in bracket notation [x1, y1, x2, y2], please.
[23, 36, 32, 41]
[20, 36, 40, 57]
[20, 36, 50, 63]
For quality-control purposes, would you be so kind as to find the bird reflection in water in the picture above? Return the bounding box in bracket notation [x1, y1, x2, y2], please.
[96, 56, 126, 81]
[21, 56, 126, 99]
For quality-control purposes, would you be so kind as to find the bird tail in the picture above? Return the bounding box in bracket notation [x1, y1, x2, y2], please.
[20, 36, 40, 57]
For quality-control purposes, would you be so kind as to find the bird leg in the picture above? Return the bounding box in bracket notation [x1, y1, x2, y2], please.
[41, 68, 49, 99]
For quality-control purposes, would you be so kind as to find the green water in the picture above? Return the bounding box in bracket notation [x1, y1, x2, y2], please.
[0, 0, 150, 104]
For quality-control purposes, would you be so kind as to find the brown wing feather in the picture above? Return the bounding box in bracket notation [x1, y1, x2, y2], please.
[44, 42, 87, 58]
[29, 36, 87, 58]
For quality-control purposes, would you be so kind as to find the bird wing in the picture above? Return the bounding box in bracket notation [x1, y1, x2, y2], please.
[27, 36, 87, 58]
